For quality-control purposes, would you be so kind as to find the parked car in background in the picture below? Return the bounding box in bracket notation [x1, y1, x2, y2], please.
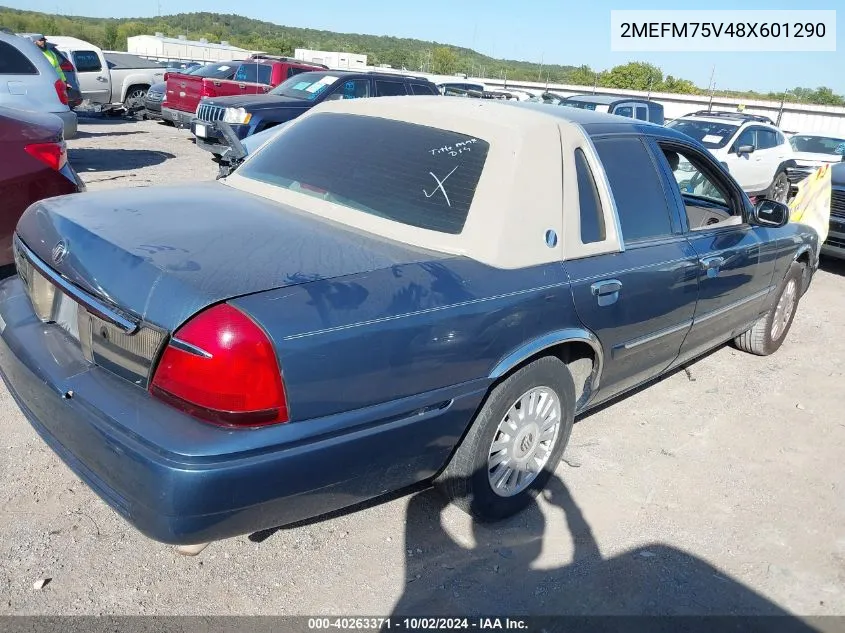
[0, 98, 818, 548]
[143, 81, 166, 121]
[191, 70, 440, 157]
[163, 56, 325, 127]
[45, 36, 164, 111]
[0, 31, 77, 139]
[0, 106, 84, 271]
[18, 35, 84, 109]
[437, 80, 485, 95]
[161, 61, 240, 126]
[560, 94, 665, 125]
[667, 111, 796, 203]
[824, 162, 845, 260]
[786, 133, 845, 194]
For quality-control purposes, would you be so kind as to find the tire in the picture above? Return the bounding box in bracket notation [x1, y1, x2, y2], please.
[734, 261, 803, 356]
[434, 356, 576, 521]
[766, 170, 789, 204]
[123, 86, 148, 112]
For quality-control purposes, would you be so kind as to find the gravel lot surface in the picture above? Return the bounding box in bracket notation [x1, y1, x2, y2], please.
[1, 115, 844, 621]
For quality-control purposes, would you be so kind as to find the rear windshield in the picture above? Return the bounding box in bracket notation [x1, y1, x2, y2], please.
[789, 135, 845, 155]
[666, 119, 740, 149]
[239, 112, 490, 234]
[190, 63, 238, 79]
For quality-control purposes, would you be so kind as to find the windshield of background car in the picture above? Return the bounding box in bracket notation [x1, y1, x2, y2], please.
[270, 72, 342, 99]
[238, 112, 490, 234]
[189, 63, 238, 79]
[666, 119, 740, 149]
[789, 135, 845, 155]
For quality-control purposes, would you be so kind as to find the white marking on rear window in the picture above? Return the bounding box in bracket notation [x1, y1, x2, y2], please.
[422, 165, 459, 207]
[703, 134, 724, 143]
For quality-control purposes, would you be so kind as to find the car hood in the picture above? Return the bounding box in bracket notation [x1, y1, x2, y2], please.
[792, 151, 843, 166]
[203, 94, 313, 110]
[16, 182, 444, 331]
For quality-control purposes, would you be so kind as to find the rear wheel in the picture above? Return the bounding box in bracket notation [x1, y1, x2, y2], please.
[767, 170, 789, 204]
[734, 261, 803, 356]
[434, 356, 575, 521]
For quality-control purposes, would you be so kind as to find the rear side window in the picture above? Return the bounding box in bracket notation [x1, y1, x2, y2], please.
[410, 83, 438, 95]
[375, 80, 407, 97]
[574, 149, 606, 243]
[72, 51, 102, 73]
[239, 112, 490, 234]
[256, 64, 272, 85]
[235, 64, 257, 83]
[593, 137, 673, 243]
[0, 42, 37, 74]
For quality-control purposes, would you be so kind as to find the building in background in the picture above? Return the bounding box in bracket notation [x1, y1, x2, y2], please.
[127, 33, 261, 62]
[294, 49, 367, 70]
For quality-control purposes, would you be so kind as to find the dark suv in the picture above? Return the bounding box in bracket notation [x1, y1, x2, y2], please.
[191, 70, 440, 157]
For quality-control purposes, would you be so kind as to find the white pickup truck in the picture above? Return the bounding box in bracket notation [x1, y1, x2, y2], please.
[47, 36, 164, 111]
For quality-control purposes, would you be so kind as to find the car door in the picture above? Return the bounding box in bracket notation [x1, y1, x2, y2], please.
[652, 138, 779, 367]
[564, 136, 700, 402]
[754, 127, 791, 188]
[232, 63, 258, 94]
[70, 49, 110, 104]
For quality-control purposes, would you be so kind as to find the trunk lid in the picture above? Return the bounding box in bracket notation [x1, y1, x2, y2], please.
[17, 182, 442, 331]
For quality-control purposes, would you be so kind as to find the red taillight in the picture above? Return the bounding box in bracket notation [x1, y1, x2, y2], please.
[200, 82, 213, 98]
[60, 59, 74, 72]
[25, 141, 67, 171]
[54, 79, 68, 105]
[164, 72, 170, 81]
[150, 303, 288, 427]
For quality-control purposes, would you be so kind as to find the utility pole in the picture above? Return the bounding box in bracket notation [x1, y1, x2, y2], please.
[593, 72, 598, 94]
[537, 52, 544, 82]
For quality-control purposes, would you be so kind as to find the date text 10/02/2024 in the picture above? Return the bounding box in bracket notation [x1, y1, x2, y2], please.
[307, 617, 529, 630]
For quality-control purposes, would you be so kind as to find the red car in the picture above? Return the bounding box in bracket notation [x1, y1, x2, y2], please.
[0, 106, 84, 271]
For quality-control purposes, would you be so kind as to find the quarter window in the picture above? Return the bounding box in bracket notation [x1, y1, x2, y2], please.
[410, 82, 438, 95]
[0, 42, 37, 74]
[574, 149, 606, 243]
[72, 50, 102, 73]
[593, 137, 674, 243]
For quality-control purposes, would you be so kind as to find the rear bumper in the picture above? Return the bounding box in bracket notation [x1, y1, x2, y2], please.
[55, 110, 78, 140]
[143, 99, 163, 119]
[160, 107, 193, 128]
[0, 276, 483, 544]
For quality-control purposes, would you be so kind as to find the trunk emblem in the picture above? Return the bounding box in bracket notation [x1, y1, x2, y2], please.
[51, 240, 68, 265]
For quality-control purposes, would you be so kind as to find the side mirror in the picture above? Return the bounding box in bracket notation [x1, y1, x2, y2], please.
[735, 144, 755, 155]
[752, 199, 790, 228]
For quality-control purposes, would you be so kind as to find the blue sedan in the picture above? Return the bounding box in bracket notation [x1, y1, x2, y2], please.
[0, 97, 819, 549]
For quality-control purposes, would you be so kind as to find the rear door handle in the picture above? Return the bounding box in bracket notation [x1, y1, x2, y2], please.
[700, 256, 725, 277]
[590, 279, 622, 307]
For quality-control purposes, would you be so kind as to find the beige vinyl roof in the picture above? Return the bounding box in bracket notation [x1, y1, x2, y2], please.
[224, 97, 626, 268]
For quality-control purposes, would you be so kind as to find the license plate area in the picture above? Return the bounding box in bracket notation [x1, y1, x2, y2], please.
[195, 123, 207, 137]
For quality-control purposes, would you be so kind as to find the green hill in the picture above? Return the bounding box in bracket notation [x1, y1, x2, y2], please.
[1, 6, 842, 105]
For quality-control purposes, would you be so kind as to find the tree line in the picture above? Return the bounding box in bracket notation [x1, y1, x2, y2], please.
[1, 7, 842, 106]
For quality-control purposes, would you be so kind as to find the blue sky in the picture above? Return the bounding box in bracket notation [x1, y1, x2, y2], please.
[14, 0, 844, 93]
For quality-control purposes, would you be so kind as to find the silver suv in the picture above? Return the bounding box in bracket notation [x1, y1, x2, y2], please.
[0, 31, 77, 139]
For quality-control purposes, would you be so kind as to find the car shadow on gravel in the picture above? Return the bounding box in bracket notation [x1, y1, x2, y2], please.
[73, 130, 148, 139]
[385, 473, 821, 628]
[69, 148, 175, 173]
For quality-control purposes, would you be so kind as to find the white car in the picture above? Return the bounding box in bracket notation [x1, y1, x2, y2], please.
[785, 132, 845, 191]
[667, 111, 795, 203]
